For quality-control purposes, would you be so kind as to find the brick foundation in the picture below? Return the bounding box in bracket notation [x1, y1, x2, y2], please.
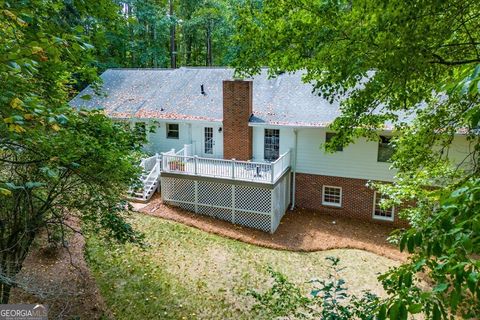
[294, 173, 407, 227]
[222, 80, 253, 161]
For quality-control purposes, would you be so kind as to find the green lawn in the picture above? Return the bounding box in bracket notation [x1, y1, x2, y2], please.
[85, 214, 399, 320]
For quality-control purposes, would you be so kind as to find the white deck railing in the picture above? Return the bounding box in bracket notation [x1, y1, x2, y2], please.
[161, 149, 291, 184]
[271, 150, 291, 182]
[174, 144, 193, 157]
[141, 154, 160, 172]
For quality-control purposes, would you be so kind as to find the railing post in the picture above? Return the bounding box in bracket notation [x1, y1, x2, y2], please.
[155, 153, 160, 172]
[161, 153, 167, 172]
[231, 159, 235, 179]
[184, 144, 192, 157]
[271, 163, 275, 183]
[194, 156, 198, 175]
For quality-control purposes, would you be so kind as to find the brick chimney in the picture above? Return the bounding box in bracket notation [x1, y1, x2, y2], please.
[223, 80, 253, 161]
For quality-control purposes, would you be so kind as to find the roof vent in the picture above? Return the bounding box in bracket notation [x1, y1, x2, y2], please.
[201, 84, 206, 95]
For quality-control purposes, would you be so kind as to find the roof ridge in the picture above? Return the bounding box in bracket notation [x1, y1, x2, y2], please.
[107, 68, 175, 71]
[179, 66, 233, 70]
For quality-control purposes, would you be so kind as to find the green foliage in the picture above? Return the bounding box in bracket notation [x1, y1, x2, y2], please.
[379, 178, 480, 319]
[234, 0, 479, 318]
[233, 0, 479, 155]
[0, 0, 143, 303]
[249, 257, 380, 319]
[82, 0, 239, 69]
[248, 266, 310, 318]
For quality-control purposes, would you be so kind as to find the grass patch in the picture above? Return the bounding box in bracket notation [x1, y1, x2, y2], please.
[85, 214, 398, 320]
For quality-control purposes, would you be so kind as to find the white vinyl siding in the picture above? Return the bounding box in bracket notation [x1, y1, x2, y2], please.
[144, 121, 471, 182]
[322, 186, 342, 207]
[294, 128, 396, 181]
[192, 124, 223, 158]
[252, 126, 295, 162]
[143, 120, 223, 157]
[252, 126, 396, 181]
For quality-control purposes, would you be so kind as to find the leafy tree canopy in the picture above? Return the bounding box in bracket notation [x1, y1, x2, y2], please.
[234, 0, 479, 318]
[0, 0, 142, 303]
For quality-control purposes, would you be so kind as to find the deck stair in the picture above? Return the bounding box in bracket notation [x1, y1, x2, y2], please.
[128, 154, 161, 202]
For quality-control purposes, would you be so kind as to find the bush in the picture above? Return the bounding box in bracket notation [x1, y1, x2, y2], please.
[249, 256, 380, 319]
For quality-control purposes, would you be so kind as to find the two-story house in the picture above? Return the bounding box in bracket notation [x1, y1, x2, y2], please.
[70, 67, 472, 233]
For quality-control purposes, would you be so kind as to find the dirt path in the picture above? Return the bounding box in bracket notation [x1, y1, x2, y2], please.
[139, 195, 407, 261]
[10, 229, 111, 320]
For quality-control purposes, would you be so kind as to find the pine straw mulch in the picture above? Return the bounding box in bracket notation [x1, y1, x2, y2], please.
[138, 194, 407, 262]
[10, 226, 111, 320]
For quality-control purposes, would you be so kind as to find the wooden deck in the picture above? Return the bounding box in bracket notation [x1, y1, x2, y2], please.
[161, 150, 291, 184]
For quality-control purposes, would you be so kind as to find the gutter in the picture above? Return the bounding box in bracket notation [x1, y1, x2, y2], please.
[290, 128, 298, 210]
[248, 121, 397, 134]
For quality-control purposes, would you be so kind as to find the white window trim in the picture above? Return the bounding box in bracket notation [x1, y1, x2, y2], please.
[372, 192, 395, 221]
[322, 185, 342, 207]
[166, 123, 179, 139]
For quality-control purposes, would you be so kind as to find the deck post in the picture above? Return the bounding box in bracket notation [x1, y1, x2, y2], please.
[231, 185, 236, 223]
[161, 153, 166, 171]
[155, 153, 160, 172]
[270, 189, 275, 233]
[271, 163, 275, 183]
[194, 181, 198, 213]
[194, 155, 198, 175]
[231, 159, 235, 179]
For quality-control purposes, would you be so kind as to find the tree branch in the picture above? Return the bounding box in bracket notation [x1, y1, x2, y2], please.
[429, 53, 480, 65]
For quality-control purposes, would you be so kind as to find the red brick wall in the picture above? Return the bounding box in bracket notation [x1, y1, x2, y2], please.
[295, 173, 407, 227]
[222, 80, 253, 161]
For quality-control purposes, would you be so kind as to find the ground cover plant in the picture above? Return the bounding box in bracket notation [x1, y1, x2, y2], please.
[86, 214, 399, 320]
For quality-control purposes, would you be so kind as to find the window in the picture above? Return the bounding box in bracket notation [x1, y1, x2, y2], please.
[322, 186, 342, 207]
[373, 192, 394, 221]
[167, 123, 179, 139]
[264, 129, 280, 161]
[378, 135, 395, 162]
[325, 132, 343, 152]
[204, 127, 213, 154]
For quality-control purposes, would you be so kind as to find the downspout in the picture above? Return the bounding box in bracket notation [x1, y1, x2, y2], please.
[290, 128, 298, 210]
[188, 123, 193, 154]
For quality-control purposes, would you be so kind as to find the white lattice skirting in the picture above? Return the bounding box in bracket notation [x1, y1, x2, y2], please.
[161, 171, 291, 233]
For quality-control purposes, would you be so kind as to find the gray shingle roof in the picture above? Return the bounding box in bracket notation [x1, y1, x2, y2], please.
[70, 67, 343, 127]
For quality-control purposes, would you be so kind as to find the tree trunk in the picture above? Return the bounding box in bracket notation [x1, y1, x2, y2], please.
[0, 283, 12, 304]
[206, 25, 212, 66]
[127, 3, 135, 67]
[153, 23, 157, 68]
[0, 190, 40, 304]
[0, 234, 36, 304]
[170, 0, 176, 68]
[186, 35, 192, 66]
